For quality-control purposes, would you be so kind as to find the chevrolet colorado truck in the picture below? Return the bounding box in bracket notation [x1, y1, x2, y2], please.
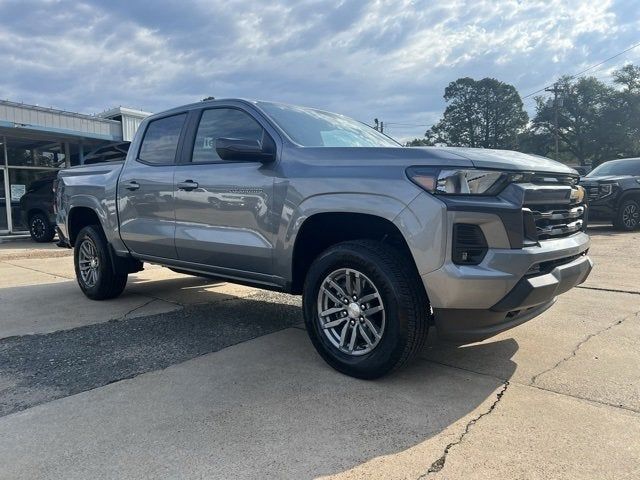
[56, 99, 593, 379]
[579, 158, 640, 230]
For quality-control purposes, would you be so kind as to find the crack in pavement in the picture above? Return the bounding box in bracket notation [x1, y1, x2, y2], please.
[111, 289, 270, 324]
[112, 298, 160, 322]
[418, 381, 510, 478]
[577, 285, 640, 296]
[530, 310, 640, 386]
[426, 358, 640, 415]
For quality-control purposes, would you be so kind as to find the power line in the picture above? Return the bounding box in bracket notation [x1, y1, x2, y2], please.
[521, 40, 640, 99]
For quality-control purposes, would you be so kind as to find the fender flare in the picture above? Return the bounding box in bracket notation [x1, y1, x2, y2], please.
[286, 192, 410, 242]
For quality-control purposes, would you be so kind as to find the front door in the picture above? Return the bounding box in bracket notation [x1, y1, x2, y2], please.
[118, 113, 187, 259]
[173, 107, 276, 276]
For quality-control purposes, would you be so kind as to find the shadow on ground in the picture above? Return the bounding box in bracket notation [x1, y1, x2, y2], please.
[0, 291, 302, 416]
[0, 326, 519, 479]
[0, 260, 520, 478]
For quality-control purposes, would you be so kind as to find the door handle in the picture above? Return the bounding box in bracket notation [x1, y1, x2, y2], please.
[124, 180, 140, 191]
[177, 180, 199, 191]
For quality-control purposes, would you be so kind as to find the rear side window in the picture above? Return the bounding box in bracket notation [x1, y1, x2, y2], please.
[192, 108, 264, 163]
[138, 114, 186, 165]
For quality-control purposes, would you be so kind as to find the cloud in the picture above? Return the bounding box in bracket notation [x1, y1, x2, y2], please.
[0, 0, 638, 140]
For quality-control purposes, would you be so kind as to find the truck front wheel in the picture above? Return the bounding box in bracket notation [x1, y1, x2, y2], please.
[614, 199, 640, 231]
[303, 240, 430, 379]
[74, 225, 128, 300]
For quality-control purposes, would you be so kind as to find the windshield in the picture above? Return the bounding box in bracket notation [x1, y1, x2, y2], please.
[587, 159, 640, 177]
[256, 101, 399, 147]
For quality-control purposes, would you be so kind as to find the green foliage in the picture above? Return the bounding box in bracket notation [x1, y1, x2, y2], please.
[405, 138, 434, 147]
[414, 66, 640, 166]
[523, 66, 640, 166]
[425, 77, 528, 149]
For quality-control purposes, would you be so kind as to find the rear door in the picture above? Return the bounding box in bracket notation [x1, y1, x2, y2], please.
[118, 113, 187, 259]
[173, 107, 277, 276]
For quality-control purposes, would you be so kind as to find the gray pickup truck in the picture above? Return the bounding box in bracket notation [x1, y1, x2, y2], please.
[56, 99, 593, 378]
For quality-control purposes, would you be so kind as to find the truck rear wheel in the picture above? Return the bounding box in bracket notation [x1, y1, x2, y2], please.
[614, 199, 640, 231]
[303, 240, 430, 379]
[74, 225, 128, 300]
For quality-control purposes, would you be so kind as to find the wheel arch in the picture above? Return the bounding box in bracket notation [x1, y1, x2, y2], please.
[67, 206, 105, 246]
[289, 211, 416, 294]
[617, 188, 640, 208]
[26, 208, 48, 223]
[65, 193, 116, 247]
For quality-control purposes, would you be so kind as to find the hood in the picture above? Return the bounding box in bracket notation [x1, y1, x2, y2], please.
[289, 146, 577, 175]
[429, 147, 577, 175]
[580, 175, 632, 183]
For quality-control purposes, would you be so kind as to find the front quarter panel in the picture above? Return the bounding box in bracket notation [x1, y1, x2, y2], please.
[275, 191, 416, 281]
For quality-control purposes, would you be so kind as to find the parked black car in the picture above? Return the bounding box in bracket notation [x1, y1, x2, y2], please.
[580, 158, 640, 230]
[19, 175, 57, 242]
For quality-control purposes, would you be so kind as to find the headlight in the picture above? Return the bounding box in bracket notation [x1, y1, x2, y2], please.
[598, 183, 616, 198]
[407, 167, 525, 195]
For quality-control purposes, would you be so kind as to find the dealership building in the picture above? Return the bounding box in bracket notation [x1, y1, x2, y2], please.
[0, 100, 150, 234]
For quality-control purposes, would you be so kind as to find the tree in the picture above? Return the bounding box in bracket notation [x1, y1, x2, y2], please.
[526, 67, 640, 166]
[613, 64, 640, 93]
[425, 77, 528, 149]
[528, 76, 612, 165]
[405, 138, 434, 147]
[612, 65, 640, 159]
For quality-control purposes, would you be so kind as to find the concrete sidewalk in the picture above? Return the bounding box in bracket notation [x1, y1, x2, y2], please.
[0, 230, 638, 479]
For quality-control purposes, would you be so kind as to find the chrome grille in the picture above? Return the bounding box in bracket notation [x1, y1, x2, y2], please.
[522, 183, 586, 241]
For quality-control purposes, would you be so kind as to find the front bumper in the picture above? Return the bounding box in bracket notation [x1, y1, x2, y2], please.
[423, 231, 591, 309]
[433, 253, 592, 342]
[424, 231, 592, 343]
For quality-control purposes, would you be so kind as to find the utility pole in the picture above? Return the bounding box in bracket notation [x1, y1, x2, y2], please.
[545, 84, 563, 161]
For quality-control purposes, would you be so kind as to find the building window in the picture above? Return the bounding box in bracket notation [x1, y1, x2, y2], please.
[0, 169, 8, 232]
[7, 169, 57, 231]
[6, 138, 66, 168]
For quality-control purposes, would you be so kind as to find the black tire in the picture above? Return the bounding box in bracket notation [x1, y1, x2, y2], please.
[29, 212, 55, 243]
[74, 225, 128, 300]
[614, 199, 640, 231]
[303, 240, 430, 379]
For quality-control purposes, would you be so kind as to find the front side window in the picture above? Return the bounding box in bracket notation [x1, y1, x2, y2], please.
[138, 114, 186, 165]
[192, 108, 265, 163]
[256, 101, 399, 147]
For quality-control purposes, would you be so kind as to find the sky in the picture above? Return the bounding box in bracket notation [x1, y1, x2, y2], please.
[1, 0, 639, 142]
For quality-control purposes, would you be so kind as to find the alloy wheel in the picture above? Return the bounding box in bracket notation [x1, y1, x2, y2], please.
[31, 217, 45, 239]
[623, 203, 639, 229]
[317, 268, 385, 356]
[78, 238, 100, 287]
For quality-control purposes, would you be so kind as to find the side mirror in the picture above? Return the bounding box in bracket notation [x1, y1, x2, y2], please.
[215, 137, 275, 163]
